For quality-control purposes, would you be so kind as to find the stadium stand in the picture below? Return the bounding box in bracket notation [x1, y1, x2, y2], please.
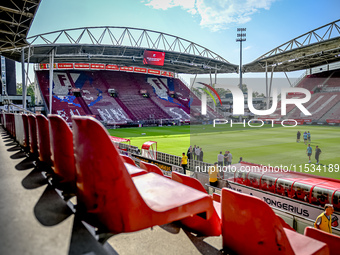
[36, 71, 89, 124]
[287, 92, 340, 120]
[36, 69, 222, 125]
[3, 112, 340, 254]
[259, 70, 340, 122]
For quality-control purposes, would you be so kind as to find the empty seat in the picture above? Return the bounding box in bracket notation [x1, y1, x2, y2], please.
[36, 114, 52, 166]
[221, 188, 329, 255]
[172, 171, 207, 193]
[139, 161, 164, 176]
[120, 154, 137, 166]
[27, 115, 38, 157]
[72, 116, 214, 234]
[48, 114, 77, 188]
[172, 171, 221, 236]
[21, 114, 30, 151]
[304, 227, 340, 255]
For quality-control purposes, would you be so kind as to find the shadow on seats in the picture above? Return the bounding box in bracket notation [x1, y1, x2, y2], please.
[33, 185, 74, 226]
[68, 213, 119, 255]
[21, 167, 48, 189]
[15, 156, 35, 171]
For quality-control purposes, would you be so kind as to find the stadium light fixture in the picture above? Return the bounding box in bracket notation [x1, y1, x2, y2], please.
[236, 28, 246, 93]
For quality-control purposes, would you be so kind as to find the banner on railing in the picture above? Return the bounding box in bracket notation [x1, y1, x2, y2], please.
[38, 62, 174, 77]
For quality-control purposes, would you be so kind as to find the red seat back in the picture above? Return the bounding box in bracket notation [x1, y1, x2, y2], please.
[21, 114, 29, 149]
[72, 116, 215, 235]
[172, 171, 207, 193]
[36, 114, 52, 165]
[72, 116, 151, 232]
[139, 161, 164, 176]
[221, 188, 294, 254]
[27, 115, 38, 155]
[121, 155, 137, 166]
[48, 114, 76, 184]
[305, 227, 340, 255]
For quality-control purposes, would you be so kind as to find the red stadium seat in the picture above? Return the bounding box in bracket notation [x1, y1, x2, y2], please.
[36, 114, 52, 166]
[120, 154, 137, 166]
[212, 193, 221, 203]
[221, 188, 329, 255]
[171, 171, 221, 236]
[124, 163, 147, 177]
[139, 161, 164, 176]
[21, 114, 30, 151]
[48, 114, 76, 187]
[27, 115, 38, 156]
[72, 116, 214, 234]
[171, 171, 206, 193]
[304, 227, 340, 255]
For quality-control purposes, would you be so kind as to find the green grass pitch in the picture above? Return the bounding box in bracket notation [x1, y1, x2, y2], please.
[108, 124, 340, 179]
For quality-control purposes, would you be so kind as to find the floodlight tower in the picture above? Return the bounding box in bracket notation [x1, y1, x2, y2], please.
[236, 28, 246, 93]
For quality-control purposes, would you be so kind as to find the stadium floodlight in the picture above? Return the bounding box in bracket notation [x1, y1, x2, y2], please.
[236, 28, 246, 93]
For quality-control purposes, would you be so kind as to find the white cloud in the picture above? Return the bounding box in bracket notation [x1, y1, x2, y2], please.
[143, 0, 276, 31]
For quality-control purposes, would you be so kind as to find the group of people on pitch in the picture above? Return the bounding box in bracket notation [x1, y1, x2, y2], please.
[306, 143, 322, 164]
[297, 130, 311, 144]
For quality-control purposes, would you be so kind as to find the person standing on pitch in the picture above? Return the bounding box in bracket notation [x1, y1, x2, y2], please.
[314, 204, 334, 233]
[199, 147, 204, 162]
[307, 131, 311, 142]
[303, 131, 308, 145]
[223, 151, 228, 166]
[195, 146, 200, 161]
[306, 144, 312, 163]
[315, 145, 322, 164]
[226, 150, 233, 165]
[296, 131, 301, 143]
[193, 145, 197, 160]
[217, 151, 224, 167]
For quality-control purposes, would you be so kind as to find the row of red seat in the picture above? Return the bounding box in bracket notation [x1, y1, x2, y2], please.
[1, 112, 338, 254]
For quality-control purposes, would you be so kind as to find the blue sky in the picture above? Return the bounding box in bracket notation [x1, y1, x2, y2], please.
[20, 0, 340, 86]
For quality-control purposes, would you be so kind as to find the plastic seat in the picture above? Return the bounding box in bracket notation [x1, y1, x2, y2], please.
[124, 162, 147, 177]
[21, 114, 30, 151]
[72, 116, 214, 234]
[171, 171, 221, 236]
[304, 227, 340, 255]
[139, 161, 164, 176]
[48, 114, 76, 187]
[221, 188, 329, 255]
[27, 115, 38, 156]
[36, 114, 52, 166]
[121, 155, 137, 166]
[172, 171, 207, 193]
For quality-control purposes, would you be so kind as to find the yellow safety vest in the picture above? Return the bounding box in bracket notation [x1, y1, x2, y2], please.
[181, 155, 188, 165]
[314, 212, 332, 233]
[209, 165, 218, 182]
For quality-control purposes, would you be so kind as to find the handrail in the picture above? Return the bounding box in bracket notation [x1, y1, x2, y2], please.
[5, 103, 35, 114]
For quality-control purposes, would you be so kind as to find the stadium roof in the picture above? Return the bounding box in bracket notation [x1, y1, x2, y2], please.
[4, 27, 239, 74]
[243, 19, 340, 73]
[0, 0, 41, 54]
